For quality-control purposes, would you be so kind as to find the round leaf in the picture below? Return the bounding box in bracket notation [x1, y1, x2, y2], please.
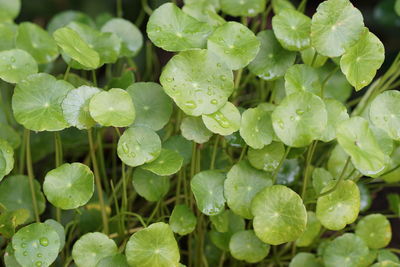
[249, 30, 296, 81]
[163, 135, 192, 165]
[126, 82, 173, 131]
[319, 98, 349, 142]
[62, 86, 101, 130]
[160, 49, 234, 116]
[207, 21, 260, 70]
[272, 91, 327, 147]
[12, 222, 60, 267]
[89, 88, 135, 127]
[248, 142, 285, 172]
[202, 102, 241, 136]
[355, 213, 392, 249]
[300, 47, 328, 68]
[132, 168, 170, 202]
[370, 90, 400, 141]
[117, 126, 161, 167]
[284, 64, 321, 96]
[229, 230, 270, 263]
[72, 232, 118, 267]
[47, 10, 95, 34]
[142, 148, 183, 176]
[316, 180, 360, 230]
[336, 116, 387, 176]
[180, 116, 212, 144]
[0, 0, 20, 22]
[0, 139, 14, 181]
[12, 73, 73, 131]
[251, 185, 307, 245]
[191, 170, 226, 216]
[289, 253, 323, 267]
[220, 0, 266, 17]
[272, 9, 311, 51]
[147, 3, 212, 52]
[312, 167, 334, 195]
[296, 211, 321, 247]
[182, 2, 225, 27]
[340, 30, 384, 90]
[224, 161, 272, 219]
[15, 22, 59, 64]
[101, 18, 143, 57]
[0, 49, 38, 83]
[271, 0, 295, 14]
[323, 233, 369, 267]
[0, 123, 21, 149]
[43, 163, 94, 210]
[44, 219, 65, 252]
[310, 0, 364, 57]
[0, 22, 17, 51]
[125, 222, 180, 267]
[96, 254, 129, 267]
[169, 204, 197, 236]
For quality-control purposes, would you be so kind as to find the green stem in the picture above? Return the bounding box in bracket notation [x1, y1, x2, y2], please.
[318, 157, 351, 197]
[116, 0, 123, 17]
[297, 0, 308, 12]
[92, 70, 97, 87]
[301, 141, 318, 198]
[63, 65, 71, 80]
[114, 127, 127, 232]
[54, 132, 63, 222]
[87, 129, 109, 234]
[141, 0, 153, 15]
[210, 136, 219, 170]
[18, 130, 27, 174]
[272, 146, 291, 184]
[25, 129, 40, 222]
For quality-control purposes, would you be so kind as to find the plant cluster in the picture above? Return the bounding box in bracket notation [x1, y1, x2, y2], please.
[0, 0, 400, 266]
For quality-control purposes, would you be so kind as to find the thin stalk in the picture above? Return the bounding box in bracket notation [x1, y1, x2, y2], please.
[210, 136, 219, 170]
[141, 0, 153, 15]
[116, 0, 123, 17]
[87, 128, 109, 234]
[63, 65, 71, 80]
[318, 157, 351, 197]
[301, 141, 318, 198]
[25, 129, 40, 222]
[92, 70, 97, 86]
[297, 0, 308, 12]
[54, 132, 63, 222]
[18, 130, 27, 174]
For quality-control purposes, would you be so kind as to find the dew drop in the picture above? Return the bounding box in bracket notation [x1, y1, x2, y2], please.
[220, 75, 226, 81]
[23, 251, 28, 256]
[216, 63, 222, 68]
[214, 114, 230, 128]
[122, 142, 130, 154]
[35, 261, 42, 267]
[165, 77, 173, 82]
[39, 237, 48, 247]
[210, 99, 218, 105]
[383, 116, 388, 122]
[296, 109, 304, 115]
[21, 243, 27, 248]
[277, 120, 284, 129]
[10, 57, 15, 63]
[290, 116, 295, 121]
[37, 253, 42, 258]
[184, 101, 197, 109]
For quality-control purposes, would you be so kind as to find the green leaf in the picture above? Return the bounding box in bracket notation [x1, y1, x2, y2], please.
[107, 71, 134, 90]
[249, 30, 296, 81]
[163, 135, 192, 165]
[89, 88, 135, 127]
[300, 47, 328, 68]
[101, 18, 143, 57]
[284, 64, 322, 96]
[272, 91, 327, 147]
[372, 261, 400, 267]
[72, 232, 118, 267]
[0, 0, 20, 22]
[47, 10, 95, 34]
[248, 142, 285, 172]
[62, 86, 101, 130]
[229, 230, 270, 263]
[358, 183, 372, 212]
[132, 168, 170, 202]
[382, 146, 400, 183]
[12, 222, 60, 267]
[340, 30, 385, 90]
[336, 117, 387, 176]
[312, 167, 334, 195]
[53, 27, 100, 69]
[169, 204, 197, 236]
[180, 117, 212, 144]
[0, 49, 38, 83]
[0, 208, 29, 239]
[142, 149, 183, 176]
[15, 22, 59, 64]
[43, 163, 94, 210]
[240, 104, 274, 149]
[0, 22, 17, 51]
[220, 0, 266, 17]
[251, 185, 307, 245]
[316, 180, 360, 230]
[202, 102, 241, 136]
[12, 73, 73, 131]
[191, 170, 226, 216]
[296, 211, 321, 247]
[370, 90, 400, 141]
[96, 254, 129, 267]
[355, 214, 392, 249]
[327, 145, 360, 181]
[318, 63, 353, 102]
[126, 82, 173, 131]
[0, 175, 45, 221]
[224, 160, 272, 219]
[323, 233, 369, 267]
[184, 0, 220, 10]
[207, 21, 260, 70]
[182, 2, 225, 27]
[311, 0, 364, 57]
[117, 126, 161, 167]
[125, 222, 180, 267]
[276, 158, 301, 185]
[0, 139, 13, 181]
[319, 98, 349, 142]
[147, 3, 213, 52]
[4, 243, 22, 267]
[289, 253, 323, 267]
[272, 9, 311, 51]
[44, 219, 65, 252]
[378, 249, 399, 263]
[160, 49, 234, 116]
[0, 123, 21, 149]
[271, 0, 295, 14]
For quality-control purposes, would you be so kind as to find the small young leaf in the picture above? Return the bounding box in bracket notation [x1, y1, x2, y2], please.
[0, 22, 17, 51]
[355, 214, 392, 249]
[248, 142, 285, 172]
[229, 230, 270, 263]
[312, 167, 334, 195]
[271, 0, 295, 14]
[0, 0, 20, 22]
[289, 253, 323, 267]
[180, 117, 213, 144]
[220, 0, 266, 17]
[125, 222, 180, 267]
[142, 149, 183, 176]
[47, 10, 95, 34]
[202, 102, 241, 136]
[160, 49, 234, 116]
[191, 170, 226, 216]
[44, 219, 65, 252]
[117, 126, 161, 167]
[132, 168, 170, 202]
[207, 21, 260, 70]
[296, 211, 321, 247]
[0, 49, 38, 83]
[43, 163, 94, 210]
[319, 98, 349, 142]
[251, 185, 307, 245]
[249, 30, 296, 81]
[169, 204, 197, 236]
[316, 180, 360, 230]
[284, 64, 322, 96]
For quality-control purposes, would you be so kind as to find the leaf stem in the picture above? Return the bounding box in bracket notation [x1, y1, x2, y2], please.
[301, 141, 318, 198]
[318, 157, 351, 197]
[25, 129, 40, 222]
[272, 146, 291, 184]
[116, 0, 123, 17]
[210, 136, 219, 170]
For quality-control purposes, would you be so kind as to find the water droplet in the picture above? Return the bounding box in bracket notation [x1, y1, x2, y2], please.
[213, 113, 230, 128]
[23, 251, 28, 256]
[216, 63, 222, 68]
[21, 243, 27, 248]
[165, 77, 173, 82]
[35, 261, 42, 267]
[220, 75, 226, 81]
[277, 120, 284, 129]
[328, 207, 334, 212]
[37, 253, 42, 258]
[184, 101, 197, 109]
[210, 99, 218, 105]
[296, 109, 304, 115]
[39, 237, 48, 247]
[383, 116, 388, 122]
[290, 116, 295, 121]
[10, 57, 15, 62]
[207, 87, 213, 96]
[122, 142, 130, 154]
